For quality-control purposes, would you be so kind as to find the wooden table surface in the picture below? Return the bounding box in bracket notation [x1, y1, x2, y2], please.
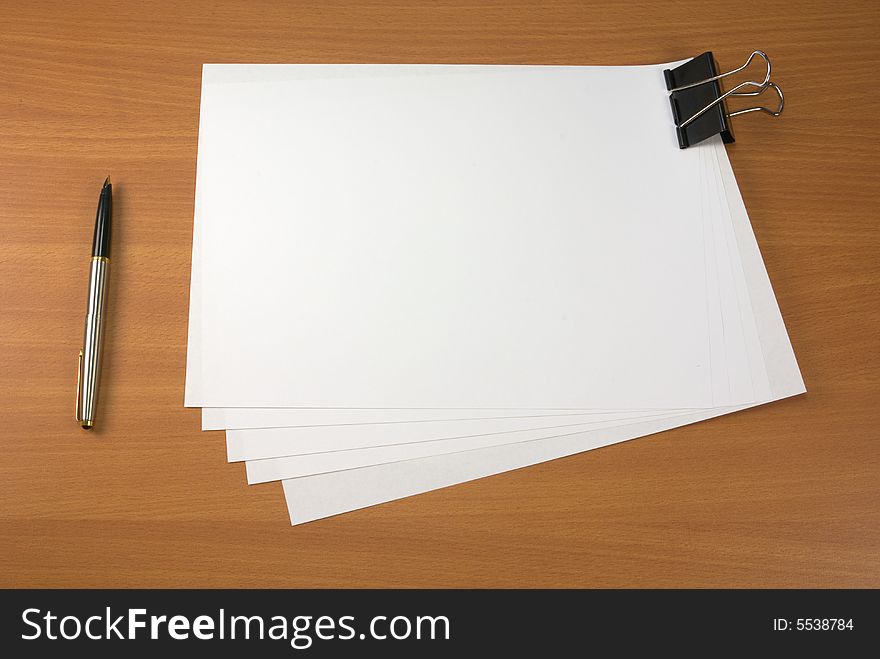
[1, 0, 878, 588]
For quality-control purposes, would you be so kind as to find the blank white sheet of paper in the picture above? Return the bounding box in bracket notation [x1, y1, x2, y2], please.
[185, 64, 714, 409]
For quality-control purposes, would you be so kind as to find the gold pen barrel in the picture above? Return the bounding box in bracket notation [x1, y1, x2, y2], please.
[77, 256, 110, 429]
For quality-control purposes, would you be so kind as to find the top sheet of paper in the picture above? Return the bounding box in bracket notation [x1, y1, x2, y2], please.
[185, 64, 712, 409]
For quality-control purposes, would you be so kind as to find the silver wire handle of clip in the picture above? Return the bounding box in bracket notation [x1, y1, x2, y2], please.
[670, 50, 785, 129]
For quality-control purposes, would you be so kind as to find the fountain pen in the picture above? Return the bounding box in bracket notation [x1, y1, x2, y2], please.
[76, 177, 112, 429]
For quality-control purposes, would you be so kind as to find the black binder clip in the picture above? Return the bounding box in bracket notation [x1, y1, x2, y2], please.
[664, 51, 784, 149]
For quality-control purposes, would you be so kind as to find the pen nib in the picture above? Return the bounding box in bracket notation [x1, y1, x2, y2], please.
[103, 176, 111, 187]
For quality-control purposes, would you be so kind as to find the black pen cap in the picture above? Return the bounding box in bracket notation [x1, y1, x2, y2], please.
[91, 177, 112, 258]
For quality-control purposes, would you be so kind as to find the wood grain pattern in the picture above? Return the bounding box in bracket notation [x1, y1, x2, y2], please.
[1, 0, 878, 588]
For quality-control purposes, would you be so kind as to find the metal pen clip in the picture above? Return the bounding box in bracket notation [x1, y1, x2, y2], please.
[671, 50, 785, 130]
[76, 349, 84, 422]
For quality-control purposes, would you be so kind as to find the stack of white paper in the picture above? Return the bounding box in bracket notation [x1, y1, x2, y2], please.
[185, 63, 804, 525]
